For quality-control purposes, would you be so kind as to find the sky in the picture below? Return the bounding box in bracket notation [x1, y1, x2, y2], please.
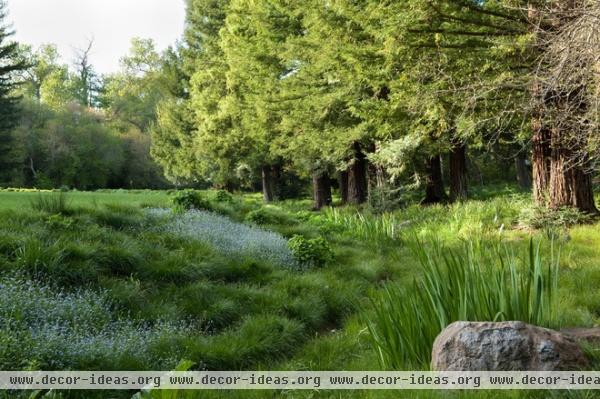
[6, 0, 187, 75]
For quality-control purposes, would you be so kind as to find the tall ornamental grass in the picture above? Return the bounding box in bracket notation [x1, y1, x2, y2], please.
[322, 208, 399, 242]
[366, 239, 559, 369]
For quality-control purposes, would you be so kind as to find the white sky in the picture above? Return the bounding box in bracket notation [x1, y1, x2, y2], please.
[6, 0, 187, 75]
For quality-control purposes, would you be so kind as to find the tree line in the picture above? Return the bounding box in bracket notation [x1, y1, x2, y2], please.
[0, 0, 598, 214]
[150, 0, 600, 212]
[0, 0, 179, 189]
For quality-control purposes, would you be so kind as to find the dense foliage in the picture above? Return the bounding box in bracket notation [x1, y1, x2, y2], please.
[1, 39, 174, 189]
[1, 2, 600, 398]
[147, 0, 599, 212]
[0, 1, 597, 216]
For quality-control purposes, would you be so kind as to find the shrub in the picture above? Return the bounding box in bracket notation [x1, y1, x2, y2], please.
[171, 190, 211, 212]
[295, 210, 314, 222]
[520, 206, 592, 237]
[214, 190, 233, 202]
[287, 235, 333, 267]
[245, 208, 269, 225]
[29, 193, 71, 214]
[365, 239, 559, 369]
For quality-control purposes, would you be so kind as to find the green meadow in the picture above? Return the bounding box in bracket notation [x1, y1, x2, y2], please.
[1, 187, 600, 399]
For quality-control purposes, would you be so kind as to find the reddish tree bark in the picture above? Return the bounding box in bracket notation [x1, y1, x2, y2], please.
[569, 167, 597, 214]
[531, 117, 551, 205]
[548, 129, 598, 213]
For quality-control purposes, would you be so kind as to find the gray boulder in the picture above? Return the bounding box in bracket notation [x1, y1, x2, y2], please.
[431, 321, 589, 371]
[561, 327, 600, 345]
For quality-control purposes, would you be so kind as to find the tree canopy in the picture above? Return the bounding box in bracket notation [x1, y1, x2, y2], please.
[1, 0, 598, 213]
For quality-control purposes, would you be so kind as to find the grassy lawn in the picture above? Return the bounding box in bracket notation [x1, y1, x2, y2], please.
[0, 189, 171, 211]
[0, 187, 599, 399]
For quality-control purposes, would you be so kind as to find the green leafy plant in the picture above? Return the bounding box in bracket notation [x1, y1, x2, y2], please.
[366, 239, 559, 369]
[288, 235, 333, 267]
[214, 190, 233, 202]
[245, 208, 269, 225]
[14, 238, 66, 276]
[45, 214, 74, 230]
[171, 190, 211, 212]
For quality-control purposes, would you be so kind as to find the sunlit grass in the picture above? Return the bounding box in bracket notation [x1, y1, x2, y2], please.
[0, 187, 598, 399]
[366, 239, 560, 369]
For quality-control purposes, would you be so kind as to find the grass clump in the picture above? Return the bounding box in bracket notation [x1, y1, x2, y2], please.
[366, 239, 559, 369]
[322, 208, 401, 243]
[14, 238, 65, 277]
[189, 315, 305, 370]
[288, 235, 333, 268]
[29, 192, 71, 214]
[44, 214, 74, 230]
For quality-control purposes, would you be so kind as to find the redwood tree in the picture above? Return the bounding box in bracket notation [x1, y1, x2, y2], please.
[401, 0, 598, 213]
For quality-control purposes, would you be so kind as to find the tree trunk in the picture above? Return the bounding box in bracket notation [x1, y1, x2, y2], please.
[526, 3, 596, 213]
[569, 167, 598, 214]
[366, 142, 386, 191]
[339, 170, 349, 204]
[515, 156, 532, 190]
[261, 165, 274, 203]
[548, 132, 570, 209]
[348, 142, 368, 204]
[422, 154, 448, 205]
[531, 117, 550, 205]
[261, 164, 282, 202]
[548, 130, 598, 213]
[271, 163, 282, 200]
[449, 139, 468, 202]
[312, 171, 332, 210]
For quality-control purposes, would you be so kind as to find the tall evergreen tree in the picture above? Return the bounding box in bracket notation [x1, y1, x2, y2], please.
[0, 1, 27, 185]
[391, 0, 597, 212]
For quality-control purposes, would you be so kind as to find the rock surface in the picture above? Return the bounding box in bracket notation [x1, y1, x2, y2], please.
[431, 321, 589, 371]
[561, 327, 600, 345]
